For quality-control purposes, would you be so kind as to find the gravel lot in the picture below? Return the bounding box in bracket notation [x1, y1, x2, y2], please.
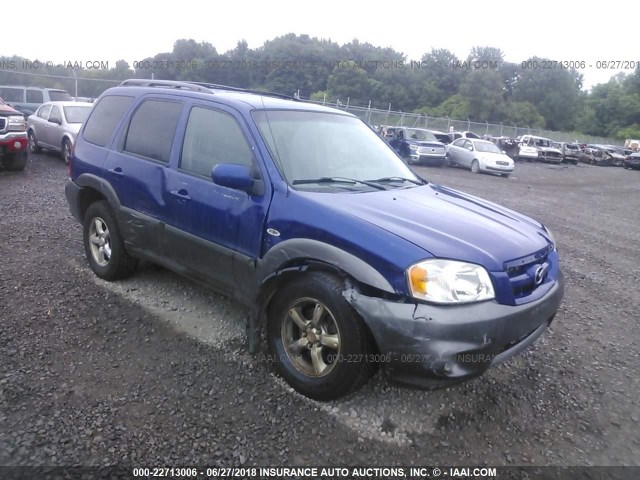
[1, 152, 639, 467]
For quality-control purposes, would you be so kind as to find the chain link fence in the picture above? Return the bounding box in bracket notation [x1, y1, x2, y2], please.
[304, 96, 620, 146]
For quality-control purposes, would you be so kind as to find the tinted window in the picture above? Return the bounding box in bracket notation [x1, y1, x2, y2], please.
[48, 90, 72, 101]
[63, 106, 92, 123]
[49, 105, 62, 122]
[0, 87, 23, 103]
[124, 100, 182, 163]
[26, 89, 44, 103]
[83, 95, 134, 147]
[180, 106, 253, 177]
[38, 104, 53, 120]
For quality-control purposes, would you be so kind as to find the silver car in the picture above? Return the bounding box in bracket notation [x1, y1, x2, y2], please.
[448, 138, 515, 177]
[27, 101, 93, 164]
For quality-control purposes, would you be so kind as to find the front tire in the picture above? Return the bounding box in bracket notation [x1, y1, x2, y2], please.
[267, 272, 376, 400]
[471, 159, 480, 174]
[2, 152, 28, 171]
[83, 201, 138, 281]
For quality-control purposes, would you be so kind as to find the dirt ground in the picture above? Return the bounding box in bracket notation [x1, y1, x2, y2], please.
[1, 153, 638, 468]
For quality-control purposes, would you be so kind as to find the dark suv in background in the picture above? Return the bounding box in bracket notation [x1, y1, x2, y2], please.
[383, 126, 447, 166]
[65, 79, 564, 400]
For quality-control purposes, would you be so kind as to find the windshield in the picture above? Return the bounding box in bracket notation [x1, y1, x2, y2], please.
[252, 110, 420, 191]
[63, 105, 92, 123]
[475, 141, 502, 153]
[406, 129, 437, 142]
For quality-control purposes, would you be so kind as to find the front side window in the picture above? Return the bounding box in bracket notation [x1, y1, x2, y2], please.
[63, 105, 92, 124]
[180, 106, 253, 177]
[253, 110, 419, 190]
[26, 90, 44, 103]
[49, 105, 62, 123]
[38, 104, 53, 120]
[124, 99, 182, 163]
[84, 95, 134, 147]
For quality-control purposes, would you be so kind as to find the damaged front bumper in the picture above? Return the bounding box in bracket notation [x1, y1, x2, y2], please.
[344, 271, 564, 388]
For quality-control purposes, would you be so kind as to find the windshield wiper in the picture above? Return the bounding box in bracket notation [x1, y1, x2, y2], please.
[367, 176, 424, 185]
[292, 177, 386, 190]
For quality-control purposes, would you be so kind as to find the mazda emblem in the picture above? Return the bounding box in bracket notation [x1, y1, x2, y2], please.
[534, 265, 547, 286]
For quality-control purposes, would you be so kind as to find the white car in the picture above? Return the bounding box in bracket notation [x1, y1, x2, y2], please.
[26, 101, 93, 164]
[447, 138, 515, 177]
[517, 135, 562, 163]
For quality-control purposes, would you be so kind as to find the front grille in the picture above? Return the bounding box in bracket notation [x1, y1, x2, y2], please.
[505, 246, 553, 300]
[418, 146, 444, 155]
[0, 118, 6, 131]
[497, 160, 510, 166]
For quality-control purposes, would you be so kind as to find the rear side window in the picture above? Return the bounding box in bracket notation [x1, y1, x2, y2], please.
[83, 95, 134, 147]
[0, 87, 23, 102]
[124, 99, 183, 163]
[26, 89, 44, 103]
[180, 106, 253, 177]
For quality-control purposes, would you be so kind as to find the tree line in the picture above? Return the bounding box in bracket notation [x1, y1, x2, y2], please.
[1, 34, 639, 139]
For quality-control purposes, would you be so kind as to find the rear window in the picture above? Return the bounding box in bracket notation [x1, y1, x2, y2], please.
[63, 105, 92, 124]
[49, 90, 72, 101]
[83, 95, 134, 147]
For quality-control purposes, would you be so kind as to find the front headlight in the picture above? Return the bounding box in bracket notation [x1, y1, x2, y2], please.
[543, 226, 556, 251]
[409, 144, 418, 151]
[407, 259, 495, 304]
[7, 115, 26, 131]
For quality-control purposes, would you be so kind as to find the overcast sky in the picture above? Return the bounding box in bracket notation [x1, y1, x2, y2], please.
[3, 0, 633, 90]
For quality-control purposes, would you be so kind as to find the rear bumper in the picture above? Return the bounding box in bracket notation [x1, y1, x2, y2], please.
[345, 271, 564, 388]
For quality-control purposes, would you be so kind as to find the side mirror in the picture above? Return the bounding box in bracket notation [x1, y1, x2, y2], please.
[212, 163, 257, 194]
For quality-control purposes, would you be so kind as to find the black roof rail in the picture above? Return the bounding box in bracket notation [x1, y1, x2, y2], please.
[118, 79, 213, 93]
[188, 81, 299, 101]
[118, 79, 299, 102]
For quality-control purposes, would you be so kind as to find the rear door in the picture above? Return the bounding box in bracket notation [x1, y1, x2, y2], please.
[163, 102, 270, 293]
[102, 96, 185, 256]
[44, 104, 64, 149]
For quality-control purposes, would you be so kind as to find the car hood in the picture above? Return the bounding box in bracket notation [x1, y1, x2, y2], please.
[325, 184, 551, 271]
[0, 104, 21, 115]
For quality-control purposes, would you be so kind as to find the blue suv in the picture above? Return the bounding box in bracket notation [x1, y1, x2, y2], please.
[65, 79, 564, 400]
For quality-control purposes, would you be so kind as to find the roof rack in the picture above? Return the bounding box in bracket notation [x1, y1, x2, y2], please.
[188, 82, 299, 101]
[117, 79, 298, 101]
[118, 79, 213, 93]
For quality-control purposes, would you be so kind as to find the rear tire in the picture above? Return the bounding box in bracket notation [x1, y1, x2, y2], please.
[83, 201, 138, 281]
[267, 272, 376, 400]
[28, 130, 42, 154]
[2, 152, 28, 171]
[62, 139, 72, 165]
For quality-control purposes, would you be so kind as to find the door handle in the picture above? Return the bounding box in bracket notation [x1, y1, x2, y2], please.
[170, 189, 191, 201]
[108, 167, 125, 177]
